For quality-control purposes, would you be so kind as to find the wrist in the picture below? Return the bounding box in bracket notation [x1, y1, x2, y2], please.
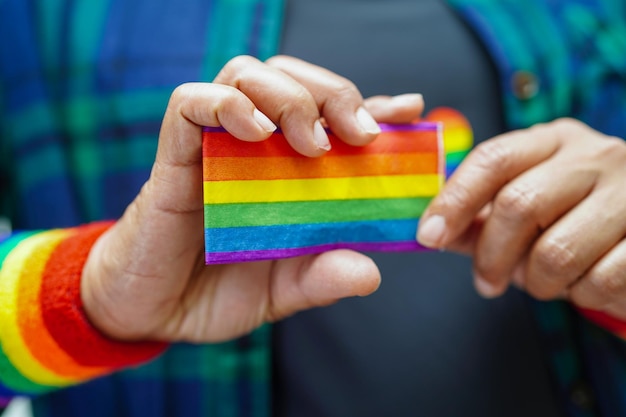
[80, 226, 125, 340]
[80, 223, 156, 342]
[41, 221, 168, 367]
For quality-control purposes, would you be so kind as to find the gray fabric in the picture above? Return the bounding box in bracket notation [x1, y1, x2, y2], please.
[273, 1, 562, 416]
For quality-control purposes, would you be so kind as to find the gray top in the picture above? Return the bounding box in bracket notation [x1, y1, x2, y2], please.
[274, 1, 562, 416]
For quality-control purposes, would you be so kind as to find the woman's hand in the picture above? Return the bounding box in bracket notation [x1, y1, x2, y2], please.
[80, 55, 425, 343]
[417, 118, 626, 319]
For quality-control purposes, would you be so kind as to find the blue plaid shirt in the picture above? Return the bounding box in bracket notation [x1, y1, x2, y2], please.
[1, 0, 626, 416]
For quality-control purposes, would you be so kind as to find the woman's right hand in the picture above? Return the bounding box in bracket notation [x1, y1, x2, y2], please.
[80, 55, 426, 343]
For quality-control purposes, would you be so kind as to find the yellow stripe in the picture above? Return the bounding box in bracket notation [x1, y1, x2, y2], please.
[204, 174, 443, 204]
[0, 230, 78, 386]
[444, 127, 473, 153]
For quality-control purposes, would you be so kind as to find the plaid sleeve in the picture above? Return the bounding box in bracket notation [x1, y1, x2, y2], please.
[0, 222, 168, 399]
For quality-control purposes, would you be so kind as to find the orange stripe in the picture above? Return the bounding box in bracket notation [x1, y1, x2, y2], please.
[203, 129, 439, 158]
[16, 230, 109, 379]
[204, 152, 439, 181]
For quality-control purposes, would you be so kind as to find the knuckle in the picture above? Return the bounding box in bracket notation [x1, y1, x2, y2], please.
[437, 179, 474, 212]
[264, 54, 290, 67]
[170, 83, 195, 103]
[168, 83, 200, 115]
[493, 182, 540, 222]
[542, 118, 588, 140]
[227, 54, 258, 68]
[587, 270, 626, 301]
[332, 79, 360, 100]
[470, 139, 515, 173]
[551, 117, 583, 132]
[215, 55, 259, 83]
[276, 88, 315, 119]
[596, 135, 626, 161]
[321, 80, 362, 114]
[533, 236, 580, 279]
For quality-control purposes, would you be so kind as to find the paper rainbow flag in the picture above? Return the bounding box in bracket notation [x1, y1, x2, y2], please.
[202, 121, 453, 264]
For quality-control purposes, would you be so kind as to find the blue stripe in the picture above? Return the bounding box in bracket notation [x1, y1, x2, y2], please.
[0, 384, 19, 398]
[205, 219, 419, 252]
[0, 233, 12, 245]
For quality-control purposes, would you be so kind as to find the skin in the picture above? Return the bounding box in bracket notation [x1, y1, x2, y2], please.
[81, 55, 426, 343]
[82, 54, 626, 343]
[417, 118, 626, 320]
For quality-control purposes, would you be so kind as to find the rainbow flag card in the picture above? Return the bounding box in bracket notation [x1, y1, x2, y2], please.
[203, 122, 445, 264]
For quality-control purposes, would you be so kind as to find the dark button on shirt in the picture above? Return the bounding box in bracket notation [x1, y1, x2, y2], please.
[511, 70, 540, 100]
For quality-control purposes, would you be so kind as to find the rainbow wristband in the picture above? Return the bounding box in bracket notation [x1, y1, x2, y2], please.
[0, 223, 167, 394]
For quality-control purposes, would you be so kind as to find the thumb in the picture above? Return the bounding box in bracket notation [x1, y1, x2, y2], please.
[267, 250, 381, 321]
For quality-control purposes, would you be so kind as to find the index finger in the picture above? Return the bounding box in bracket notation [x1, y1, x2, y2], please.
[214, 55, 329, 157]
[266, 55, 382, 146]
[417, 122, 564, 249]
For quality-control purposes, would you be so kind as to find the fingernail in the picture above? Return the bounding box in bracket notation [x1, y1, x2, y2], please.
[356, 107, 381, 135]
[474, 272, 502, 299]
[253, 108, 277, 133]
[391, 93, 423, 107]
[313, 120, 331, 151]
[416, 215, 446, 247]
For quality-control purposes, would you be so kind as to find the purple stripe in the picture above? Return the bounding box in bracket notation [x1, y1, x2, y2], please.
[202, 122, 439, 134]
[0, 397, 12, 407]
[206, 241, 430, 264]
[379, 122, 439, 132]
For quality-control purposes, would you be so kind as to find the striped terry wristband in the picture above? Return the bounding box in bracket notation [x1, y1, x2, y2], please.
[0, 222, 167, 395]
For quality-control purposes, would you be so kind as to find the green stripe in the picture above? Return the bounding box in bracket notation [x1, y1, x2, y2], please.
[11, 91, 167, 194]
[0, 354, 51, 394]
[71, 0, 110, 66]
[446, 150, 469, 166]
[204, 198, 431, 228]
[8, 90, 170, 143]
[39, 1, 65, 81]
[0, 232, 39, 266]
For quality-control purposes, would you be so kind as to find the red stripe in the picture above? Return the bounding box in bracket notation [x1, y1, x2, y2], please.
[39, 222, 168, 367]
[203, 129, 440, 158]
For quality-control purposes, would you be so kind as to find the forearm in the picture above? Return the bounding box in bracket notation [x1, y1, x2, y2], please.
[0, 223, 167, 398]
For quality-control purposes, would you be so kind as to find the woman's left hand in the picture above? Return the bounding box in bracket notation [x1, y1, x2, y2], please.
[417, 118, 626, 319]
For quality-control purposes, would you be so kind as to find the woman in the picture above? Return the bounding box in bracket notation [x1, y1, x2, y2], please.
[1, 0, 625, 416]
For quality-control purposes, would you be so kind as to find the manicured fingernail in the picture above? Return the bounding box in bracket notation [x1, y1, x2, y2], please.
[474, 272, 501, 299]
[416, 215, 446, 247]
[313, 120, 331, 151]
[391, 93, 423, 107]
[253, 108, 277, 133]
[356, 107, 381, 135]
